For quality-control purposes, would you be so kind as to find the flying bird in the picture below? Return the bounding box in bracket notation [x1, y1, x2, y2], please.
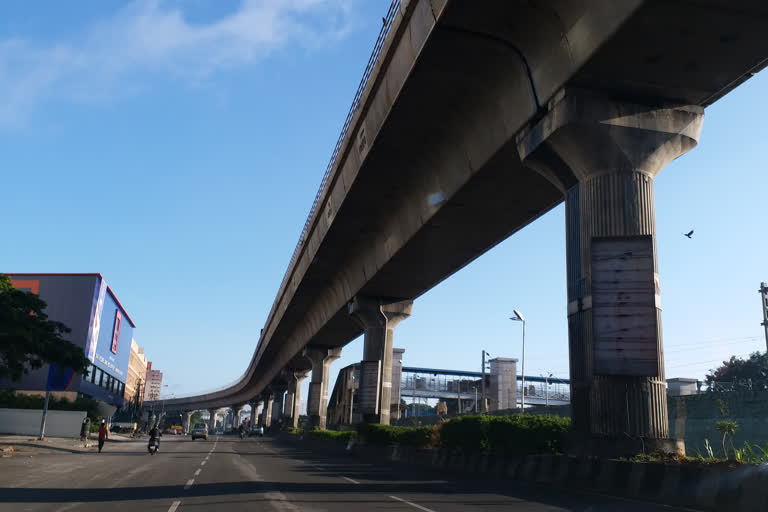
[683, 230, 694, 239]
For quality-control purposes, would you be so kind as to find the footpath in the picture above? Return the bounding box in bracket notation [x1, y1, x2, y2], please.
[0, 433, 139, 457]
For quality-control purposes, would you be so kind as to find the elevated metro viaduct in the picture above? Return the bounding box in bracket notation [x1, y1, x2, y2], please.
[147, 0, 768, 455]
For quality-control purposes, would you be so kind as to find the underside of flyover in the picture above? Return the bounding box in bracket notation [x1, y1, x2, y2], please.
[155, 0, 768, 418]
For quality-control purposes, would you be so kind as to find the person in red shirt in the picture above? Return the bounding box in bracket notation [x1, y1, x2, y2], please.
[97, 420, 108, 453]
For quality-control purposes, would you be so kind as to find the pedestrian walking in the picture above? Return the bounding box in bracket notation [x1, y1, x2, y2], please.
[97, 419, 108, 453]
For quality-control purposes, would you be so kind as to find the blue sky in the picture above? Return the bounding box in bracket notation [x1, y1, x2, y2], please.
[3, 1, 767, 407]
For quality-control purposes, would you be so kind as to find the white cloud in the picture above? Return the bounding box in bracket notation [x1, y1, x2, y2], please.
[0, 0, 359, 126]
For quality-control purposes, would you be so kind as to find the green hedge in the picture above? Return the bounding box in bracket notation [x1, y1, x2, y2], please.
[306, 429, 356, 443]
[439, 414, 571, 455]
[357, 424, 433, 448]
[0, 388, 102, 421]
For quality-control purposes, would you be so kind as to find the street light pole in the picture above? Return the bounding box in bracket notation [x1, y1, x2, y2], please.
[510, 310, 526, 413]
[481, 350, 490, 413]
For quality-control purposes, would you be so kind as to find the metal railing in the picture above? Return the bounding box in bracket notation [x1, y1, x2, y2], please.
[273, 0, 402, 310]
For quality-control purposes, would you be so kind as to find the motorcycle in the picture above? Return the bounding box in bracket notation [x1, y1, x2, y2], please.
[239, 430, 245, 440]
[148, 438, 159, 455]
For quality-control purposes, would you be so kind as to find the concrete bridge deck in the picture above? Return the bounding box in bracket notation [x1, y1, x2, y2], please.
[149, 0, 768, 433]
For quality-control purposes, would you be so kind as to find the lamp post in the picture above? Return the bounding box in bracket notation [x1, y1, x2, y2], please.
[481, 350, 490, 413]
[510, 310, 526, 413]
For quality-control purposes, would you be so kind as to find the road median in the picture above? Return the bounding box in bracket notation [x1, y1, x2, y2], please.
[275, 431, 768, 512]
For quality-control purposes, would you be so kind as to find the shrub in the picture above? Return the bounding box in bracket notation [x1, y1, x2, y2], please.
[0, 388, 102, 422]
[439, 414, 571, 455]
[357, 424, 433, 448]
[306, 429, 356, 443]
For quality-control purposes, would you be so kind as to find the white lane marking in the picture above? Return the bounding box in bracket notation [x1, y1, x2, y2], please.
[168, 501, 181, 512]
[54, 504, 81, 512]
[184, 479, 194, 490]
[194, 469, 201, 476]
[341, 476, 360, 484]
[201, 460, 207, 466]
[389, 496, 437, 512]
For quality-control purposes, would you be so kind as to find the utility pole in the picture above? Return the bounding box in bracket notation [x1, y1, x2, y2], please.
[38, 390, 51, 440]
[760, 282, 768, 353]
[481, 350, 487, 413]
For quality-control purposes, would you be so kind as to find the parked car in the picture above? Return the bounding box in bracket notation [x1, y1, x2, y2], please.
[190, 423, 208, 441]
[250, 425, 264, 437]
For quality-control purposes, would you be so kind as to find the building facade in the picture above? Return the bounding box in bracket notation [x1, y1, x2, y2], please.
[4, 273, 135, 409]
[145, 363, 163, 401]
[124, 339, 148, 405]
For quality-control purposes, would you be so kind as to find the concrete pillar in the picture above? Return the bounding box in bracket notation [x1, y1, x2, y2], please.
[285, 370, 310, 429]
[391, 348, 405, 421]
[488, 358, 517, 411]
[250, 400, 261, 426]
[263, 394, 273, 428]
[284, 390, 294, 419]
[306, 347, 342, 430]
[183, 411, 194, 433]
[232, 406, 245, 428]
[349, 297, 412, 425]
[207, 409, 217, 433]
[518, 88, 703, 453]
[271, 389, 285, 425]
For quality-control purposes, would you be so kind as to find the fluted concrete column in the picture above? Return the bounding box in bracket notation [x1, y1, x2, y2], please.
[518, 88, 703, 451]
[285, 370, 310, 429]
[284, 390, 294, 418]
[306, 347, 342, 429]
[263, 394, 274, 428]
[232, 406, 246, 428]
[349, 297, 412, 425]
[391, 348, 405, 421]
[208, 409, 217, 433]
[183, 411, 194, 433]
[271, 388, 286, 425]
[250, 400, 261, 426]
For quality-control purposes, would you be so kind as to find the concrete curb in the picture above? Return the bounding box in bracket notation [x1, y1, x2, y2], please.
[275, 433, 768, 511]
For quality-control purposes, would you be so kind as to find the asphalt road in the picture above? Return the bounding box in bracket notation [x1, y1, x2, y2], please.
[0, 435, 696, 511]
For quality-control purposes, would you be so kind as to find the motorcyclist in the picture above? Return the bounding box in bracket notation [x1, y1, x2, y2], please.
[148, 424, 161, 451]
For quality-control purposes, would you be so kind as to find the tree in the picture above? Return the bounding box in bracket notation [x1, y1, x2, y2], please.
[716, 420, 739, 459]
[0, 274, 90, 382]
[705, 351, 768, 391]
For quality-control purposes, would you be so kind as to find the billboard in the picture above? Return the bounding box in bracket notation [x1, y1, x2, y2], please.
[85, 278, 107, 363]
[91, 289, 132, 382]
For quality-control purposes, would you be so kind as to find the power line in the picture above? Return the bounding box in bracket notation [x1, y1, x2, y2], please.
[666, 351, 757, 369]
[664, 335, 760, 351]
[664, 337, 761, 354]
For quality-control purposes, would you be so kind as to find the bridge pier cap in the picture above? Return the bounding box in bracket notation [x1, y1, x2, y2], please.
[285, 370, 310, 429]
[518, 88, 703, 454]
[305, 346, 342, 430]
[349, 297, 413, 425]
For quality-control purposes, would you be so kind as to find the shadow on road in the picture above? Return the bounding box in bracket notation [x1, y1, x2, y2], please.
[0, 480, 449, 503]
